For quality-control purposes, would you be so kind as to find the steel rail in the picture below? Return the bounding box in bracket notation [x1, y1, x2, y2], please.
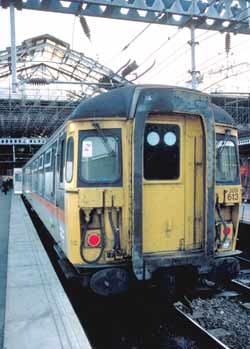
[174, 305, 230, 349]
[236, 255, 250, 265]
[229, 279, 250, 296]
[236, 256, 250, 271]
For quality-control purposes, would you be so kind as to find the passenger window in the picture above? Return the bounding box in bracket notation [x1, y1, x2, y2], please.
[51, 142, 57, 196]
[44, 150, 52, 168]
[66, 137, 74, 182]
[32, 160, 38, 191]
[38, 155, 44, 169]
[38, 155, 44, 196]
[144, 123, 180, 180]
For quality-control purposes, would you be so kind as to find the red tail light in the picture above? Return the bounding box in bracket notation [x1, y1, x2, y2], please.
[223, 226, 231, 235]
[88, 234, 101, 247]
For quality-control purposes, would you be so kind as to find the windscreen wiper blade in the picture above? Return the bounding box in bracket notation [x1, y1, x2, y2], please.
[217, 134, 230, 155]
[92, 122, 115, 156]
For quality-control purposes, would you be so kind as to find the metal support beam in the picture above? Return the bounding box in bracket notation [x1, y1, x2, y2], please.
[0, 138, 47, 145]
[12, 144, 15, 162]
[2, 0, 250, 34]
[239, 138, 250, 146]
[189, 24, 198, 90]
[9, 3, 17, 93]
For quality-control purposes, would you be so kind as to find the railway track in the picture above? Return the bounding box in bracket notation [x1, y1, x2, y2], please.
[174, 305, 230, 349]
[175, 269, 250, 349]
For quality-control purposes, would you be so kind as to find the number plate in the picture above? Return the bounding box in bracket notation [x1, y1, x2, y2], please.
[224, 188, 240, 203]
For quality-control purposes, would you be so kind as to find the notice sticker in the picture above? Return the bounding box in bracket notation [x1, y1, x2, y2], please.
[82, 141, 93, 157]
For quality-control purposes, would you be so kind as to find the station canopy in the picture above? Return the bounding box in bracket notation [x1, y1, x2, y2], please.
[0, 34, 130, 138]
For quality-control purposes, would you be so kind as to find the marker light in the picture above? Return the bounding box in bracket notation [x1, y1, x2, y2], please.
[223, 226, 231, 235]
[88, 234, 101, 247]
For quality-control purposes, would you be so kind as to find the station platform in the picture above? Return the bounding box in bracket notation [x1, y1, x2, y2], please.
[240, 203, 250, 224]
[2, 193, 91, 349]
[0, 191, 11, 349]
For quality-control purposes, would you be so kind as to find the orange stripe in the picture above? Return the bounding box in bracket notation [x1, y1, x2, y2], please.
[31, 192, 65, 224]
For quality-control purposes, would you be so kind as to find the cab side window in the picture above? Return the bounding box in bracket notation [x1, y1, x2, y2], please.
[59, 138, 66, 187]
[66, 137, 74, 182]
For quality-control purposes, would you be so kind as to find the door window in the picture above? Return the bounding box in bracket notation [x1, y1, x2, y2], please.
[144, 123, 180, 180]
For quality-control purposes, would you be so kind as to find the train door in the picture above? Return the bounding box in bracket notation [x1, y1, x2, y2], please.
[142, 115, 204, 254]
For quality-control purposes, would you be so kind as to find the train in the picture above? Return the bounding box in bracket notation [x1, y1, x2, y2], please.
[22, 85, 241, 296]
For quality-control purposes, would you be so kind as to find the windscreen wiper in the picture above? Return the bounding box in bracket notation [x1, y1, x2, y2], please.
[217, 130, 231, 155]
[92, 122, 116, 156]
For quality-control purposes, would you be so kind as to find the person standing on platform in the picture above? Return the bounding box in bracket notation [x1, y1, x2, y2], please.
[2, 181, 8, 195]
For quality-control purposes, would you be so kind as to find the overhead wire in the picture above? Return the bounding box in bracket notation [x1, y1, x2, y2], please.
[202, 65, 250, 91]
[139, 21, 224, 81]
[201, 61, 250, 91]
[172, 35, 227, 84]
[139, 28, 182, 67]
[172, 34, 250, 86]
[121, 22, 216, 78]
[105, 1, 250, 84]
[145, 45, 190, 81]
[121, 20, 159, 52]
[199, 37, 249, 71]
[141, 13, 225, 76]
[104, 4, 215, 72]
[146, 29, 220, 81]
[194, 6, 250, 88]
[105, 8, 169, 65]
[200, 43, 247, 72]
[153, 3, 250, 84]
[193, 37, 250, 84]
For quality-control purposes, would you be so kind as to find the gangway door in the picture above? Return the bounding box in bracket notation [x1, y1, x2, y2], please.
[142, 115, 204, 254]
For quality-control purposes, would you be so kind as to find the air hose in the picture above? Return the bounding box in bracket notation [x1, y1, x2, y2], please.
[108, 208, 121, 250]
[215, 200, 229, 244]
[116, 208, 121, 250]
[79, 210, 105, 264]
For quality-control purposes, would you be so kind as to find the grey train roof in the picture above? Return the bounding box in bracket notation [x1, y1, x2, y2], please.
[211, 103, 235, 126]
[69, 85, 235, 126]
[70, 85, 136, 120]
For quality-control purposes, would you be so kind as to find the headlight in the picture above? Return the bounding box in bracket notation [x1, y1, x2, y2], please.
[222, 240, 231, 249]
